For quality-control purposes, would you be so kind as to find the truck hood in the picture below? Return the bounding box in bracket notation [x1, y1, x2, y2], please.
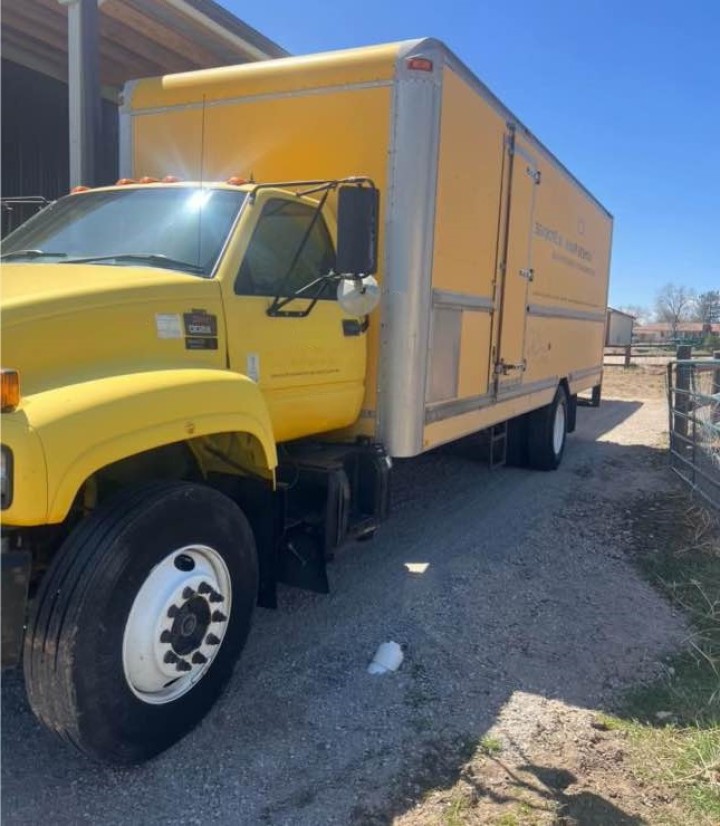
[1, 263, 227, 396]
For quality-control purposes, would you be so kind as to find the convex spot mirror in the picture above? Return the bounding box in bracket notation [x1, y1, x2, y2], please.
[337, 275, 380, 316]
[336, 185, 379, 276]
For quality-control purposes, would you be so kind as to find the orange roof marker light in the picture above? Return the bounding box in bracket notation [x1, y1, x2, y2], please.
[1, 369, 20, 412]
[71, 185, 91, 194]
[406, 57, 433, 72]
[139, 176, 159, 184]
[162, 175, 182, 183]
[226, 176, 248, 186]
[116, 178, 136, 186]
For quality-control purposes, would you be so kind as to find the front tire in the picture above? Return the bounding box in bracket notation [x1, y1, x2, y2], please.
[527, 385, 568, 470]
[24, 482, 257, 765]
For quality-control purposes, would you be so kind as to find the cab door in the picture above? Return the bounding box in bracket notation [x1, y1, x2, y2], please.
[495, 130, 539, 393]
[223, 192, 366, 443]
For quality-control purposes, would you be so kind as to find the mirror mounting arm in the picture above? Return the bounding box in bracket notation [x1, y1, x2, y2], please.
[248, 176, 376, 204]
[265, 188, 332, 318]
[266, 273, 341, 318]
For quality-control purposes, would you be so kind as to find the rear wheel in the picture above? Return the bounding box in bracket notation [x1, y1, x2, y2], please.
[527, 386, 568, 470]
[24, 482, 257, 765]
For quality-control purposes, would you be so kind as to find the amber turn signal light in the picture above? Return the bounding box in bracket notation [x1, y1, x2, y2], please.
[1, 369, 20, 412]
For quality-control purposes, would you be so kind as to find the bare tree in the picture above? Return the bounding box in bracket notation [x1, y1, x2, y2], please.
[654, 283, 696, 336]
[693, 290, 720, 327]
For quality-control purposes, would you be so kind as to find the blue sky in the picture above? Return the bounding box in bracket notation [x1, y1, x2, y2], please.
[224, 0, 719, 309]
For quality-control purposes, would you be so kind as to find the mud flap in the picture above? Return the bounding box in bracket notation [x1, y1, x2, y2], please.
[276, 529, 329, 594]
[1, 549, 31, 668]
[567, 394, 578, 433]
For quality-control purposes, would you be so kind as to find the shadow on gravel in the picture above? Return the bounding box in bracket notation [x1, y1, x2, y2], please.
[1, 400, 682, 826]
[575, 399, 643, 441]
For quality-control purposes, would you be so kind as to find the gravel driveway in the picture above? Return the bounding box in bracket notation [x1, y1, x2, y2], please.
[1, 390, 684, 825]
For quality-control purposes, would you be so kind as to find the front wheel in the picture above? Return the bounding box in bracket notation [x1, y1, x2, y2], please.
[24, 482, 257, 765]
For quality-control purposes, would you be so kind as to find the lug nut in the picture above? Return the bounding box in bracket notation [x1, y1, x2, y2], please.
[192, 652, 208, 665]
[164, 651, 179, 664]
[160, 630, 172, 644]
[182, 586, 195, 600]
[167, 604, 179, 618]
[211, 610, 227, 623]
[209, 591, 224, 603]
[198, 582, 212, 594]
[206, 633, 221, 645]
[176, 659, 192, 672]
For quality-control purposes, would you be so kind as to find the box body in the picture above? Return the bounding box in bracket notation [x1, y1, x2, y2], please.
[122, 38, 613, 457]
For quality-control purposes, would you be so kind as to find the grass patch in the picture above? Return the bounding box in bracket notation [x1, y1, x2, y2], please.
[611, 493, 720, 824]
[479, 736, 503, 756]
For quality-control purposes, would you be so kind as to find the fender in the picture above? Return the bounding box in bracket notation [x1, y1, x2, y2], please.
[5, 369, 277, 526]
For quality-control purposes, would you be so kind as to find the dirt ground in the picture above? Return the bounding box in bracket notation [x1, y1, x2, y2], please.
[2, 368, 693, 825]
[387, 368, 700, 826]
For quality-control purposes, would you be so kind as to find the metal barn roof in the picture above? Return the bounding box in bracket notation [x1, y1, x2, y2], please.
[1, 0, 287, 91]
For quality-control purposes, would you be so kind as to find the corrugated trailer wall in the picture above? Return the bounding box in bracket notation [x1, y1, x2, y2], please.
[1, 60, 119, 236]
[426, 67, 505, 409]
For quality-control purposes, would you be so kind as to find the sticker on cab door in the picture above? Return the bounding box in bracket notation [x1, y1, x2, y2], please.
[183, 310, 217, 337]
[183, 309, 218, 350]
[155, 313, 183, 339]
[185, 336, 218, 350]
[247, 353, 260, 382]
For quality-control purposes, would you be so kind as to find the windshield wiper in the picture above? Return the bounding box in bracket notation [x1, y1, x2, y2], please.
[0, 249, 68, 261]
[60, 253, 206, 274]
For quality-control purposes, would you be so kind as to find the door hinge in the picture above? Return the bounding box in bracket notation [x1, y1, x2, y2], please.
[495, 359, 527, 375]
[519, 268, 534, 281]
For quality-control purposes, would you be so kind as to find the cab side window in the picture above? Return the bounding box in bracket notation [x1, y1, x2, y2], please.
[234, 198, 336, 298]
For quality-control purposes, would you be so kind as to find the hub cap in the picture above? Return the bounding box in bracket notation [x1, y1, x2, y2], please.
[122, 545, 232, 705]
[553, 400, 566, 456]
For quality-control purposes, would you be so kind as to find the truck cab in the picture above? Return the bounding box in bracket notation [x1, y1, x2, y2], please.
[1, 176, 387, 765]
[3, 179, 370, 449]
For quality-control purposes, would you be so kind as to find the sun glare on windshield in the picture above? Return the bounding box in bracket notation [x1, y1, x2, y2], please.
[186, 190, 213, 211]
[1, 187, 247, 276]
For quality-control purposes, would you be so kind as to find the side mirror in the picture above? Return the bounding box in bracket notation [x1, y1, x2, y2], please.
[336, 185, 379, 275]
[337, 275, 380, 316]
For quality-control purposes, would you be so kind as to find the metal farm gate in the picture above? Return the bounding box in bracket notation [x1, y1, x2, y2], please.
[667, 357, 720, 509]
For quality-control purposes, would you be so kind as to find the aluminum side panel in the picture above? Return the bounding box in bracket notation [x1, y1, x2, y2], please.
[377, 44, 443, 457]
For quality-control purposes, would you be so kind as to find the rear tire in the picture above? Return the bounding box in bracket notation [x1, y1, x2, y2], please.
[506, 413, 529, 467]
[527, 386, 568, 470]
[24, 481, 257, 765]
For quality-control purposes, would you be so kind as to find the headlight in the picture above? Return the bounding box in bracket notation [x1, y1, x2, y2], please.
[1, 446, 13, 509]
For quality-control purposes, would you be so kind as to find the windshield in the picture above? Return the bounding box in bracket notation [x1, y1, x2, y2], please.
[1, 186, 246, 276]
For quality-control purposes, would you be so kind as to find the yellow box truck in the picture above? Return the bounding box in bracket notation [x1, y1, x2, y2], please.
[0, 39, 612, 764]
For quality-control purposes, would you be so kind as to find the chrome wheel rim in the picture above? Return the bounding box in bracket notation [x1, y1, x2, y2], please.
[553, 400, 566, 456]
[122, 545, 232, 705]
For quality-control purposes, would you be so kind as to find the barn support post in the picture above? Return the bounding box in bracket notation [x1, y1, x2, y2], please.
[62, 0, 101, 188]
